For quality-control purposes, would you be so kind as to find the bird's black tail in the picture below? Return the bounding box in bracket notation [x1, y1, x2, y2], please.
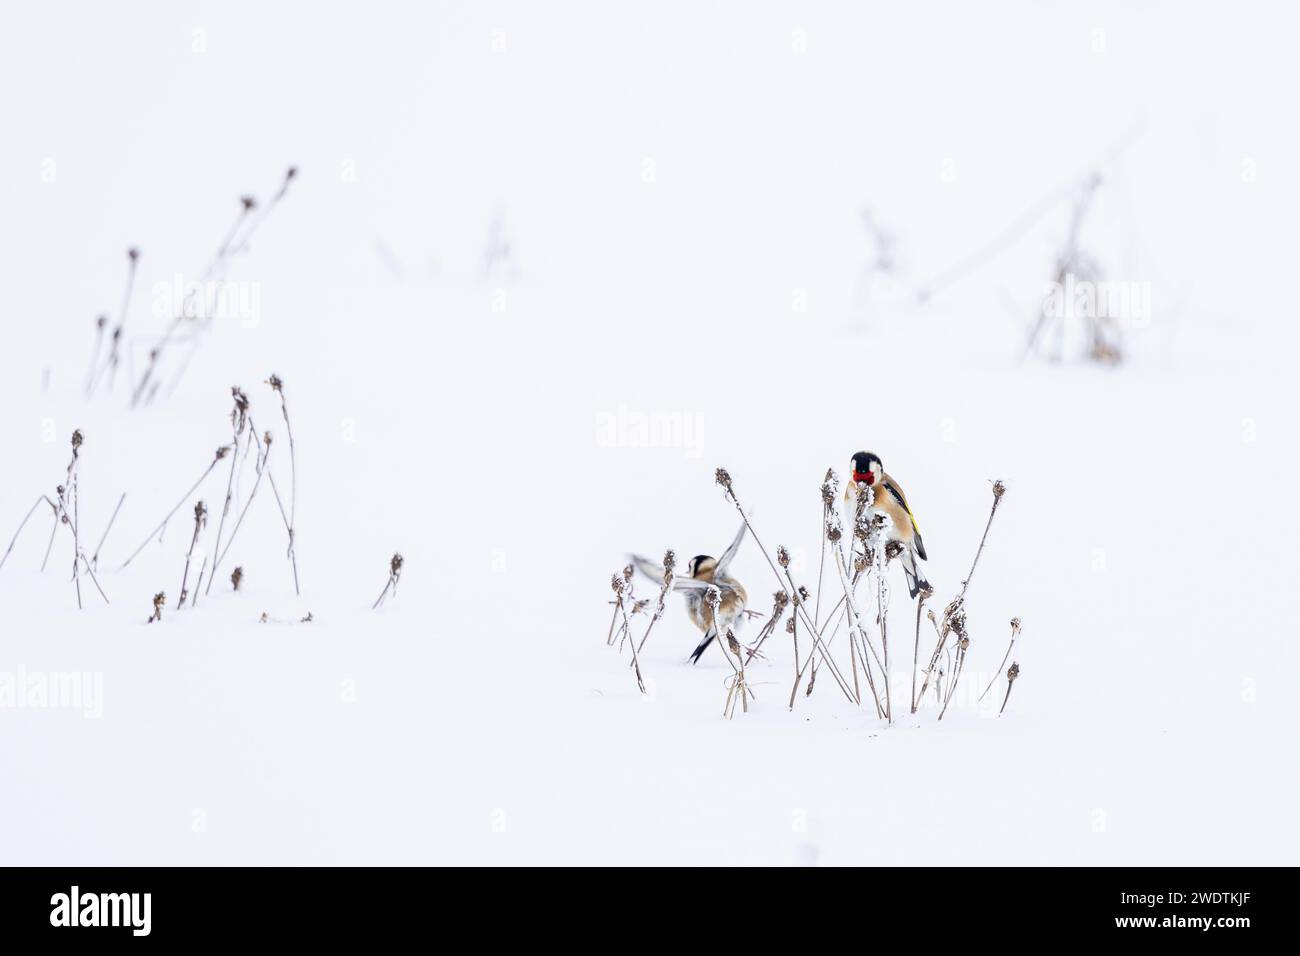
[902, 549, 929, 600]
[689, 628, 717, 664]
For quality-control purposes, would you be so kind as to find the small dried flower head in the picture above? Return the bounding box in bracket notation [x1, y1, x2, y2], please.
[285, 166, 298, 181]
[267, 373, 284, 393]
[153, 592, 165, 608]
[1010, 616, 1022, 633]
[128, 247, 139, 262]
[884, 540, 904, 562]
[726, 629, 741, 656]
[112, 327, 122, 342]
[826, 521, 842, 544]
[777, 546, 790, 568]
[71, 429, 83, 450]
[992, 480, 1006, 499]
[714, 467, 732, 492]
[96, 314, 108, 329]
[662, 549, 676, 573]
[785, 616, 796, 635]
[622, 563, 633, 582]
[194, 500, 207, 524]
[854, 553, 869, 575]
[798, 585, 810, 602]
[772, 590, 789, 611]
[231, 566, 244, 591]
[390, 553, 404, 578]
[1007, 662, 1020, 682]
[705, 584, 721, 612]
[958, 635, 970, 652]
[263, 430, 273, 446]
[918, 582, 934, 602]
[610, 574, 625, 596]
[241, 195, 257, 211]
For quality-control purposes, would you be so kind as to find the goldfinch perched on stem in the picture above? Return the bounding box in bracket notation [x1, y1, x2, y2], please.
[631, 521, 749, 664]
[844, 450, 930, 599]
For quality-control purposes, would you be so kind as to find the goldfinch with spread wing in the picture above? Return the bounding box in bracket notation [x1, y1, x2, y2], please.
[630, 520, 749, 664]
[844, 450, 930, 599]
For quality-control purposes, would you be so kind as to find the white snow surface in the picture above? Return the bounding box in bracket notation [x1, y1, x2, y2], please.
[1, 1, 1296, 865]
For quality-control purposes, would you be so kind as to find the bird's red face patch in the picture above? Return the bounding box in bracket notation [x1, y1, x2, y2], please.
[852, 469, 875, 485]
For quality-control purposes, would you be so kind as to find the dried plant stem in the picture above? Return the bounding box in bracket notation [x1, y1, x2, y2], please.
[831, 540, 886, 717]
[269, 377, 298, 568]
[0, 496, 56, 572]
[915, 612, 948, 709]
[210, 433, 272, 582]
[635, 555, 676, 656]
[206, 400, 247, 594]
[264, 470, 300, 594]
[999, 663, 1020, 715]
[611, 577, 646, 694]
[958, 483, 1005, 601]
[979, 619, 1022, 703]
[373, 555, 403, 610]
[119, 449, 227, 570]
[938, 639, 969, 720]
[71, 477, 82, 609]
[178, 502, 206, 609]
[715, 469, 855, 703]
[90, 492, 125, 570]
[192, 555, 208, 609]
[911, 595, 926, 714]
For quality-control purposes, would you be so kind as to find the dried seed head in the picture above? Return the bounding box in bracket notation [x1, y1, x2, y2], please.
[112, 327, 122, 341]
[884, 540, 904, 562]
[918, 583, 934, 602]
[785, 616, 796, 635]
[622, 563, 633, 582]
[1007, 662, 1020, 682]
[128, 247, 139, 262]
[726, 629, 741, 656]
[714, 467, 732, 492]
[992, 480, 1006, 499]
[267, 373, 284, 393]
[193, 500, 207, 525]
[777, 546, 790, 568]
[241, 195, 257, 211]
[231, 566, 244, 591]
[70, 429, 83, 450]
[662, 549, 676, 573]
[705, 584, 721, 612]
[798, 585, 810, 602]
[610, 574, 625, 596]
[772, 590, 789, 612]
[826, 520, 842, 544]
[263, 430, 273, 446]
[96, 314, 108, 329]
[1010, 616, 1022, 634]
[632, 599, 650, 616]
[854, 553, 869, 574]
[958, 635, 970, 652]
[285, 166, 298, 181]
[215, 445, 231, 461]
[390, 553, 404, 578]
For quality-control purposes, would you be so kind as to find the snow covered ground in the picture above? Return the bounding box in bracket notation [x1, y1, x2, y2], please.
[1, 1, 1296, 865]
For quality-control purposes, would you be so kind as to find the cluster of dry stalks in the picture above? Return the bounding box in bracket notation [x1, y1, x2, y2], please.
[605, 466, 1024, 724]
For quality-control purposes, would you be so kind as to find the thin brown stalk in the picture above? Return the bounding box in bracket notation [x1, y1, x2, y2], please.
[1, 496, 56, 572]
[716, 467, 855, 703]
[90, 492, 126, 570]
[979, 618, 1022, 703]
[120, 446, 229, 570]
